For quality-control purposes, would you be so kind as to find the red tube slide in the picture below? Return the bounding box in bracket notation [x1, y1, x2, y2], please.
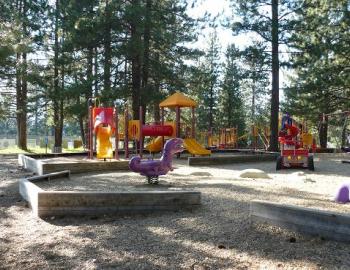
[142, 125, 173, 137]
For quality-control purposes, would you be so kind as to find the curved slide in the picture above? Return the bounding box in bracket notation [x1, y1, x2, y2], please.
[184, 138, 211, 156]
[147, 137, 211, 156]
[96, 126, 113, 159]
[146, 136, 163, 153]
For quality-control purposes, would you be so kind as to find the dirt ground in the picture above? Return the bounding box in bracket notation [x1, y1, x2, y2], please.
[1, 154, 350, 269]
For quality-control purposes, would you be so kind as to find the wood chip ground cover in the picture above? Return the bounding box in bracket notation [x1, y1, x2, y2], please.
[1, 154, 350, 269]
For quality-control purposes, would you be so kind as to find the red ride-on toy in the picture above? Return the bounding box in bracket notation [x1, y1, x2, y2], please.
[276, 123, 315, 171]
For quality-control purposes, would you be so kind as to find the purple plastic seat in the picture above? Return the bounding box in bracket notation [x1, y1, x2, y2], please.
[335, 184, 350, 203]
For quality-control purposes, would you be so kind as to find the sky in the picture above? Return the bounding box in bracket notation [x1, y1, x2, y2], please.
[186, 0, 288, 94]
[186, 0, 244, 51]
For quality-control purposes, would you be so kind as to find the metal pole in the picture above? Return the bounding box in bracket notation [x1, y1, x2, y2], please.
[114, 106, 119, 160]
[139, 106, 143, 158]
[124, 106, 129, 159]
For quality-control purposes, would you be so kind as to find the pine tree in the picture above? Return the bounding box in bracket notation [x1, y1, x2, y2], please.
[231, 0, 302, 151]
[284, 0, 350, 148]
[218, 44, 246, 133]
[194, 30, 220, 132]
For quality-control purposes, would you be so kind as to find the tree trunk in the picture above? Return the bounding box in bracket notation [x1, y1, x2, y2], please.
[319, 116, 328, 148]
[58, 63, 65, 147]
[130, 0, 142, 120]
[268, 0, 279, 152]
[16, 53, 22, 144]
[252, 84, 255, 120]
[141, 0, 151, 121]
[79, 113, 86, 146]
[20, 51, 28, 149]
[16, 0, 27, 150]
[103, 0, 112, 102]
[209, 82, 214, 130]
[251, 67, 256, 121]
[341, 116, 347, 147]
[85, 46, 94, 150]
[153, 101, 160, 123]
[53, 0, 61, 147]
[94, 47, 98, 96]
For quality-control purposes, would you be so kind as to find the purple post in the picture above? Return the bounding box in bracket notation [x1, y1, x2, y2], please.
[161, 107, 165, 146]
[88, 104, 94, 159]
[139, 106, 143, 158]
[114, 106, 119, 160]
[124, 106, 129, 159]
[335, 184, 350, 203]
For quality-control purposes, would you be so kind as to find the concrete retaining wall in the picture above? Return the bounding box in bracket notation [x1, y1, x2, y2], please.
[18, 154, 44, 175]
[250, 200, 350, 243]
[188, 154, 277, 166]
[19, 172, 201, 218]
[18, 154, 129, 175]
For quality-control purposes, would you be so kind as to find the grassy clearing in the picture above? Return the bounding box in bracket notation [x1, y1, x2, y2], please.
[0, 146, 86, 154]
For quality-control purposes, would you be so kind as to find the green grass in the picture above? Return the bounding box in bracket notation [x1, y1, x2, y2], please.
[0, 146, 86, 154]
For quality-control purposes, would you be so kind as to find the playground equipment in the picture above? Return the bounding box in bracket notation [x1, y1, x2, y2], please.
[207, 124, 270, 150]
[129, 138, 184, 184]
[153, 92, 210, 156]
[88, 99, 118, 160]
[219, 128, 238, 149]
[251, 125, 270, 150]
[131, 106, 176, 158]
[276, 113, 315, 170]
[88, 92, 210, 158]
[145, 122, 176, 153]
[335, 183, 350, 203]
[88, 98, 176, 159]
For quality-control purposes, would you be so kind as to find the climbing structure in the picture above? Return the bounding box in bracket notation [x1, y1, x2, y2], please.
[159, 92, 211, 156]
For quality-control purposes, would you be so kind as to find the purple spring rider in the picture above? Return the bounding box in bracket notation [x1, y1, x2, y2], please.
[335, 183, 350, 203]
[129, 138, 184, 184]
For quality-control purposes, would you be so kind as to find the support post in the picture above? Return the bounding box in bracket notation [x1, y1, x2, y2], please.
[114, 106, 119, 160]
[176, 106, 181, 138]
[88, 100, 94, 159]
[161, 107, 165, 148]
[124, 106, 129, 159]
[139, 106, 143, 158]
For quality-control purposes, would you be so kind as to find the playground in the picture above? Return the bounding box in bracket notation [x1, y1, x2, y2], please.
[0, 90, 349, 269]
[1, 153, 350, 269]
[2, 0, 350, 267]
[0, 92, 349, 268]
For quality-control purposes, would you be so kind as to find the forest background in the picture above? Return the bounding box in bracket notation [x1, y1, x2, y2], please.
[0, 0, 349, 151]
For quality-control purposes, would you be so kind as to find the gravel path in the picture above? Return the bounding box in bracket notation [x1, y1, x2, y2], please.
[1, 154, 350, 269]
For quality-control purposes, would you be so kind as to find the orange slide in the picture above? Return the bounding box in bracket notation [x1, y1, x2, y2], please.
[96, 125, 113, 159]
[146, 136, 163, 153]
[184, 138, 211, 156]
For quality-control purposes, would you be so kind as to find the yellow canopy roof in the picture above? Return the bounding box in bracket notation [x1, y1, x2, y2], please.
[159, 92, 197, 108]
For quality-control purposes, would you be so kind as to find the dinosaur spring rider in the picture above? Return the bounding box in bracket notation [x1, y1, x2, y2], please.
[129, 138, 184, 184]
